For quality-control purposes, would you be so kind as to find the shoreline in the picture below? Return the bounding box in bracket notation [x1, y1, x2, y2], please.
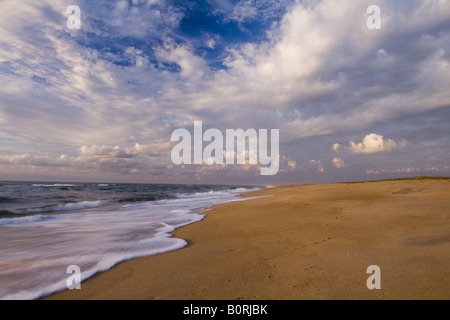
[46, 179, 450, 300]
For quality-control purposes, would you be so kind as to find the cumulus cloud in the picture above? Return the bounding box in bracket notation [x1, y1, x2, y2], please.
[0, 154, 67, 167]
[155, 41, 209, 80]
[78, 143, 163, 159]
[365, 166, 449, 175]
[332, 143, 341, 153]
[79, 145, 134, 159]
[0, 142, 172, 179]
[332, 158, 348, 169]
[394, 167, 421, 173]
[309, 160, 324, 173]
[349, 134, 397, 154]
[0, 142, 298, 182]
[425, 166, 450, 172]
[287, 159, 296, 170]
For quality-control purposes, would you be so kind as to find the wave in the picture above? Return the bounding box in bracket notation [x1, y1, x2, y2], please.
[0, 200, 108, 225]
[0, 210, 16, 218]
[0, 214, 56, 226]
[0, 196, 16, 203]
[175, 187, 262, 199]
[118, 193, 174, 203]
[116, 187, 255, 204]
[8, 200, 109, 215]
[31, 184, 79, 188]
[0, 184, 267, 299]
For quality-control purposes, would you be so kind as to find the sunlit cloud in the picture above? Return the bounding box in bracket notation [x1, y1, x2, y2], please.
[332, 158, 348, 169]
[349, 134, 397, 154]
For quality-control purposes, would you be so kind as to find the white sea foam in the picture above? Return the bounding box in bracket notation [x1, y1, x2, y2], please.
[8, 200, 109, 217]
[174, 187, 261, 199]
[52, 200, 108, 212]
[0, 214, 56, 226]
[31, 184, 79, 188]
[0, 187, 262, 300]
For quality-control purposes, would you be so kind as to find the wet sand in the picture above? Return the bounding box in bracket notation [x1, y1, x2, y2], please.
[46, 179, 450, 300]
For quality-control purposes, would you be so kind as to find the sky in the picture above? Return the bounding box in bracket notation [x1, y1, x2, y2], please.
[0, 0, 449, 185]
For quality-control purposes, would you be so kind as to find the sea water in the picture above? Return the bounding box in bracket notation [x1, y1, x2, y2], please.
[0, 182, 261, 300]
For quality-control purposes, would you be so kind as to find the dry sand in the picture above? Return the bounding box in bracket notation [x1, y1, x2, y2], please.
[46, 179, 450, 300]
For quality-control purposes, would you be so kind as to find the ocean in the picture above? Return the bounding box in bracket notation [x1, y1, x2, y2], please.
[0, 182, 262, 300]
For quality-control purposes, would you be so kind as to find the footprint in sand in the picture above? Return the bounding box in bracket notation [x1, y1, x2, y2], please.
[393, 187, 413, 195]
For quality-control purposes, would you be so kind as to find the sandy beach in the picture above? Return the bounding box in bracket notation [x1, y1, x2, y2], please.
[46, 179, 450, 300]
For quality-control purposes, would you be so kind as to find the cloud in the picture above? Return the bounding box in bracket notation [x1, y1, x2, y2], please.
[332, 143, 341, 153]
[0, 0, 449, 183]
[425, 166, 450, 172]
[226, 0, 292, 24]
[0, 142, 298, 182]
[0, 154, 67, 167]
[79, 145, 134, 159]
[394, 167, 421, 173]
[349, 134, 397, 154]
[82, 0, 184, 39]
[155, 41, 209, 80]
[332, 158, 348, 169]
[365, 166, 450, 175]
[78, 143, 163, 159]
[205, 38, 216, 49]
[309, 160, 324, 173]
[287, 159, 296, 170]
[0, 142, 172, 178]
